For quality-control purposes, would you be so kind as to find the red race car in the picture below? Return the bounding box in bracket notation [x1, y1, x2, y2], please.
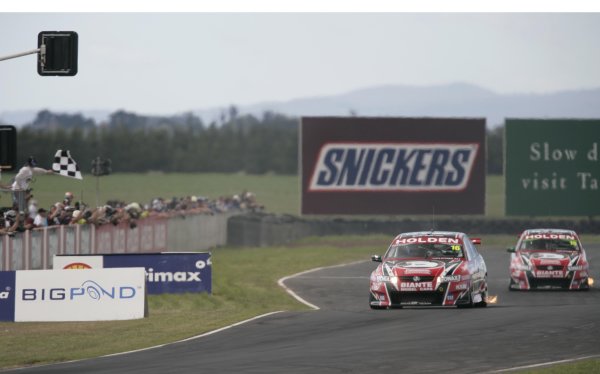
[508, 228, 590, 290]
[369, 231, 488, 309]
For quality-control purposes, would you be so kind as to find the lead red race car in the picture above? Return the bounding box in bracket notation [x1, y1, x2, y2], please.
[369, 231, 488, 309]
[507, 228, 591, 290]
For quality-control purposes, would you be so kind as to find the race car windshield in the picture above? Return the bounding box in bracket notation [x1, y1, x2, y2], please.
[519, 239, 580, 251]
[385, 243, 463, 259]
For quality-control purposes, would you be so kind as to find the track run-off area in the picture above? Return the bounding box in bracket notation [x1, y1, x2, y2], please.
[3, 245, 599, 374]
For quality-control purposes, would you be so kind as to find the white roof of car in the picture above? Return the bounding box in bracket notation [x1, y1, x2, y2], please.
[523, 228, 578, 236]
[397, 231, 465, 238]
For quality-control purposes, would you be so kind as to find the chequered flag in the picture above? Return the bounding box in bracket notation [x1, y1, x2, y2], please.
[52, 150, 83, 180]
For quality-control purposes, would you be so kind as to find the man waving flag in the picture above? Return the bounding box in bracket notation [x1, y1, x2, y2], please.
[52, 150, 83, 180]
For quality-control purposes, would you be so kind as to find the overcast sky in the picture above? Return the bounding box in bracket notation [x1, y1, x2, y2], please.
[1, 12, 600, 116]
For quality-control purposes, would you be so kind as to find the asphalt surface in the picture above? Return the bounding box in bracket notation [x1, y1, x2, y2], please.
[5, 245, 600, 374]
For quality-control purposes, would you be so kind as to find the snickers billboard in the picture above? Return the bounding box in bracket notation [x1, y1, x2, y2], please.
[301, 117, 486, 215]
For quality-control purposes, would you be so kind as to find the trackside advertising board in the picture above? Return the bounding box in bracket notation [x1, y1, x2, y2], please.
[54, 252, 212, 294]
[301, 117, 486, 214]
[505, 119, 600, 216]
[0, 271, 16, 321]
[0, 268, 146, 322]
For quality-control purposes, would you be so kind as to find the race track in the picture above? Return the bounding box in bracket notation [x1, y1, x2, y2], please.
[5, 245, 600, 373]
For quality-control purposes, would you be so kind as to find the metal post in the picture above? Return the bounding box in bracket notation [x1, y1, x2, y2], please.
[0, 47, 41, 62]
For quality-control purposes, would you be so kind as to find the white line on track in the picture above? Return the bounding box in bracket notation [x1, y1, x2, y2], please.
[490, 354, 600, 372]
[12, 311, 287, 372]
[103, 311, 285, 357]
[277, 260, 367, 310]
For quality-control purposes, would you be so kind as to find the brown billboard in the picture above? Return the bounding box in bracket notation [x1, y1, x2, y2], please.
[300, 117, 486, 215]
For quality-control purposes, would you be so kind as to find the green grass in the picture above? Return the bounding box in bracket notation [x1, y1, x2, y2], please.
[522, 359, 600, 373]
[1, 172, 300, 214]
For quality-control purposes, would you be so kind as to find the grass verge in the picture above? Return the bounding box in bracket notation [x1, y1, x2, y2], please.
[521, 358, 600, 373]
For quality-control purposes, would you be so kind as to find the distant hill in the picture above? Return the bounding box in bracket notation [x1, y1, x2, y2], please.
[219, 83, 600, 127]
[2, 83, 600, 128]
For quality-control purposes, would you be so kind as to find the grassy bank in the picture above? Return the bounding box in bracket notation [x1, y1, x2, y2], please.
[2, 172, 508, 217]
[0, 172, 300, 215]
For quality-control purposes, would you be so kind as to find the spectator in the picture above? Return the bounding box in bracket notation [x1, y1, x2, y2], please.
[33, 208, 49, 228]
[27, 199, 39, 220]
[69, 209, 85, 225]
[63, 192, 74, 208]
[3, 210, 22, 233]
[125, 202, 142, 219]
[151, 198, 165, 212]
[0, 216, 15, 236]
[48, 203, 64, 226]
[58, 207, 75, 225]
[2, 188, 264, 233]
[23, 214, 35, 231]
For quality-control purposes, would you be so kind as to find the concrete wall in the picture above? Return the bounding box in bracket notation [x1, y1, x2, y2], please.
[167, 213, 232, 251]
[1, 214, 232, 271]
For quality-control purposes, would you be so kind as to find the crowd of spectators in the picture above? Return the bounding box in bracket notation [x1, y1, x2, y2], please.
[0, 189, 263, 236]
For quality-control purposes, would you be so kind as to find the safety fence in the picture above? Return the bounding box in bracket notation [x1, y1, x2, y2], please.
[1, 217, 168, 271]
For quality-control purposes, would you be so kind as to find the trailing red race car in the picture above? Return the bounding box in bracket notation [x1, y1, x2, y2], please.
[369, 231, 488, 309]
[508, 228, 590, 290]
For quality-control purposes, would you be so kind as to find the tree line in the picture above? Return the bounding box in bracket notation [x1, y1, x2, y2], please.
[12, 110, 504, 175]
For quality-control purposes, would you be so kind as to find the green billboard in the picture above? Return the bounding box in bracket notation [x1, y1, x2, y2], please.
[505, 119, 600, 216]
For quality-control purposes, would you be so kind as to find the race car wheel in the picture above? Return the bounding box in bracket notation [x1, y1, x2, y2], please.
[456, 291, 474, 308]
[580, 279, 591, 291]
[474, 280, 488, 307]
[475, 289, 487, 308]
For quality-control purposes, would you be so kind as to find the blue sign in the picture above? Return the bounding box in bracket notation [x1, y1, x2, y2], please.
[0, 271, 16, 321]
[102, 253, 211, 295]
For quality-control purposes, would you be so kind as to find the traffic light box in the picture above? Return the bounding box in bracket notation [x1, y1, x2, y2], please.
[37, 31, 78, 76]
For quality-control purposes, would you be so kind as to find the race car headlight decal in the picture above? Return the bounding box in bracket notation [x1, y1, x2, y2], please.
[568, 265, 584, 271]
[439, 275, 461, 282]
[514, 264, 531, 271]
[376, 275, 398, 284]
